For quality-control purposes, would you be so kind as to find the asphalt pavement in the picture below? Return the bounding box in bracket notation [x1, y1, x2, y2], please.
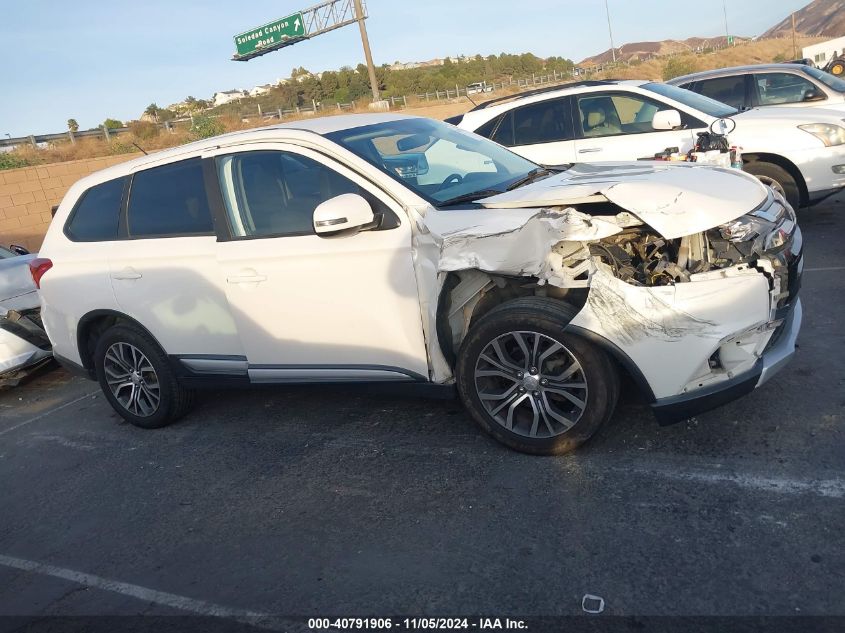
[0, 198, 843, 632]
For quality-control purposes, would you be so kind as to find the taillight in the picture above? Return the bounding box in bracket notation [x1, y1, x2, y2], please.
[29, 257, 53, 289]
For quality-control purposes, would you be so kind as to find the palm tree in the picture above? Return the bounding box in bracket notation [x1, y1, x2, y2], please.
[67, 118, 79, 133]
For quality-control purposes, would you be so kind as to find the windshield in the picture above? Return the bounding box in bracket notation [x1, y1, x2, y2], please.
[0, 246, 17, 259]
[802, 65, 845, 92]
[326, 117, 540, 206]
[642, 82, 739, 118]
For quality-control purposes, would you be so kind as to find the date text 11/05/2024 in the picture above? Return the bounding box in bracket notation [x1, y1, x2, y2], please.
[307, 618, 528, 630]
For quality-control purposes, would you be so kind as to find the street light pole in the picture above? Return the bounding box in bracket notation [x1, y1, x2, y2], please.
[723, 0, 730, 45]
[353, 0, 381, 102]
[604, 0, 616, 63]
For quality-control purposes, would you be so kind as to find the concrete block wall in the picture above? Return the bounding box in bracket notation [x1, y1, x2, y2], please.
[0, 154, 142, 252]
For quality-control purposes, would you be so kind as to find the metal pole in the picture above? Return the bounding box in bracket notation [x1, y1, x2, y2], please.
[792, 12, 797, 58]
[604, 0, 616, 63]
[723, 0, 730, 45]
[353, 0, 381, 102]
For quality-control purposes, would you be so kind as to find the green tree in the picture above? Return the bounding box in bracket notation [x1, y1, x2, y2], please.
[103, 118, 123, 129]
[67, 118, 79, 133]
[144, 103, 160, 121]
[189, 115, 225, 140]
[663, 56, 698, 80]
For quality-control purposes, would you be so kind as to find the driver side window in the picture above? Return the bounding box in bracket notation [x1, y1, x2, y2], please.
[754, 72, 822, 105]
[216, 150, 396, 239]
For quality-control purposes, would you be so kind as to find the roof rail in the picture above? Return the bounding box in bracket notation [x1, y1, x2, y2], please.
[468, 80, 616, 111]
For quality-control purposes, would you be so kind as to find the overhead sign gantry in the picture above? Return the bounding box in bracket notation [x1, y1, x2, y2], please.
[231, 0, 381, 102]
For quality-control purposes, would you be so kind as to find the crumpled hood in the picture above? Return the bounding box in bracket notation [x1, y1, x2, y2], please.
[477, 162, 768, 239]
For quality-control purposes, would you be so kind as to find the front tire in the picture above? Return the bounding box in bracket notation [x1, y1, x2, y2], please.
[94, 324, 195, 429]
[829, 61, 845, 76]
[743, 161, 800, 210]
[456, 297, 619, 455]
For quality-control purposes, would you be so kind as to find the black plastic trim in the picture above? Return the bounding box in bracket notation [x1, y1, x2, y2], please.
[651, 361, 763, 426]
[53, 353, 94, 380]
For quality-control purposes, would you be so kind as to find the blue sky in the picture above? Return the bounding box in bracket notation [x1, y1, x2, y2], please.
[1, 0, 810, 136]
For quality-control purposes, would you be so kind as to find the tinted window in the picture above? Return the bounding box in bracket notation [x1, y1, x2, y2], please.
[754, 72, 821, 105]
[217, 151, 396, 238]
[127, 159, 213, 238]
[492, 111, 515, 146]
[642, 82, 739, 118]
[65, 177, 124, 242]
[512, 99, 573, 146]
[692, 76, 747, 109]
[802, 65, 845, 92]
[474, 115, 502, 140]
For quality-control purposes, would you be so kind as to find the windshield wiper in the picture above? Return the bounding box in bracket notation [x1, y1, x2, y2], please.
[438, 189, 504, 207]
[505, 167, 554, 191]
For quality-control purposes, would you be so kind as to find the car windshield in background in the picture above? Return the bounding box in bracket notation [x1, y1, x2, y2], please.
[802, 65, 845, 92]
[326, 118, 539, 206]
[0, 246, 17, 259]
[642, 82, 739, 118]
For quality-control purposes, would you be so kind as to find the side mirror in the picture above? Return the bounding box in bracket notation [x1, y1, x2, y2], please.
[803, 88, 826, 102]
[9, 244, 30, 256]
[313, 193, 375, 236]
[652, 109, 683, 130]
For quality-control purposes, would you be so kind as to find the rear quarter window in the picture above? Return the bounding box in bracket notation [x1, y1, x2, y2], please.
[64, 177, 126, 242]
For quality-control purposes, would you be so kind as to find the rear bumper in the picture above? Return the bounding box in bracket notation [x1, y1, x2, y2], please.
[652, 299, 802, 424]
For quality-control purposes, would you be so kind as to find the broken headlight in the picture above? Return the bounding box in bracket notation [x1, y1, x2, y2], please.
[718, 215, 773, 242]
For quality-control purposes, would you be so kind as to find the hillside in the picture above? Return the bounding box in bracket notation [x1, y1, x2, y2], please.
[580, 36, 745, 66]
[762, 0, 845, 37]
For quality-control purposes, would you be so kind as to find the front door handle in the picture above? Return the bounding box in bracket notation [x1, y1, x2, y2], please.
[112, 267, 142, 280]
[578, 147, 602, 154]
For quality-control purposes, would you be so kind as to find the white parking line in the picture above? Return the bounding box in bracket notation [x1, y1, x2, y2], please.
[0, 553, 277, 627]
[804, 266, 845, 272]
[611, 465, 845, 499]
[0, 391, 100, 437]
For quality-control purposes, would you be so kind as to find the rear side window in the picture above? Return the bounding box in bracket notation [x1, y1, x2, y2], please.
[127, 159, 213, 238]
[694, 76, 747, 109]
[64, 177, 125, 242]
[512, 98, 573, 146]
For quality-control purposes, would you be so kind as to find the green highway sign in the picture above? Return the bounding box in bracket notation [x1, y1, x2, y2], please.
[233, 13, 306, 59]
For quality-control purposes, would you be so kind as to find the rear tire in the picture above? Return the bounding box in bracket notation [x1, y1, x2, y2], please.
[94, 324, 195, 429]
[743, 161, 800, 210]
[829, 61, 845, 76]
[456, 297, 619, 455]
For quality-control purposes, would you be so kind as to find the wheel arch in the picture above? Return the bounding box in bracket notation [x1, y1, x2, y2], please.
[76, 310, 167, 376]
[742, 152, 808, 206]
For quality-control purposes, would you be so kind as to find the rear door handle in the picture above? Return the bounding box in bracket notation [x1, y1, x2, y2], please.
[227, 273, 267, 284]
[112, 267, 142, 280]
[578, 147, 602, 154]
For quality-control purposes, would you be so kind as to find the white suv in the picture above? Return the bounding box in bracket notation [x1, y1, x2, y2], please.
[451, 79, 845, 210]
[33, 114, 803, 455]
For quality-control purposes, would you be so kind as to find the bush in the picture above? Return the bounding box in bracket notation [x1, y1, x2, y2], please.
[663, 56, 698, 80]
[189, 116, 225, 140]
[128, 120, 160, 141]
[0, 152, 30, 171]
[103, 118, 124, 130]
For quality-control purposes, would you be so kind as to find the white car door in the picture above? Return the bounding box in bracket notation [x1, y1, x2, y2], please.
[485, 96, 578, 165]
[572, 92, 698, 161]
[108, 157, 244, 359]
[206, 143, 430, 384]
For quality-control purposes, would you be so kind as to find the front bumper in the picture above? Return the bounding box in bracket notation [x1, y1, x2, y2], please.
[652, 298, 802, 424]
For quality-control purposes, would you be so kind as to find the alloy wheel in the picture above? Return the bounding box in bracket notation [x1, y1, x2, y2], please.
[103, 342, 161, 417]
[473, 331, 588, 438]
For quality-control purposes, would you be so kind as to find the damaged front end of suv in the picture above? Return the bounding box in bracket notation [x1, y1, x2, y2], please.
[424, 162, 803, 424]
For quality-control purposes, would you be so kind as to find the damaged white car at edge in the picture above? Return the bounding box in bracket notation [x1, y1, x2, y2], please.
[36, 114, 803, 455]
